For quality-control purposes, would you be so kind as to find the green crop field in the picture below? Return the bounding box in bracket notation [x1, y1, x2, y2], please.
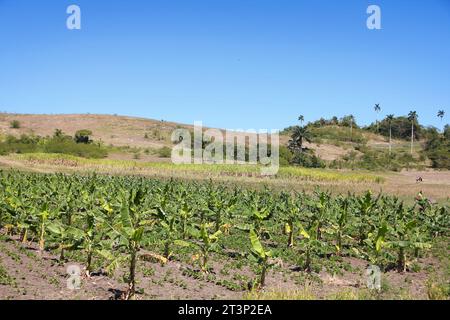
[0, 170, 448, 300]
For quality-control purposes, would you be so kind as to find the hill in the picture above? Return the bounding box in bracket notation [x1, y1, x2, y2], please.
[0, 112, 426, 165]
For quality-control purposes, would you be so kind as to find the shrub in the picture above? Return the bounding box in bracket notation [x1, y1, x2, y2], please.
[44, 140, 107, 159]
[0, 133, 107, 159]
[74, 130, 93, 144]
[157, 146, 172, 158]
[291, 152, 326, 168]
[10, 120, 21, 129]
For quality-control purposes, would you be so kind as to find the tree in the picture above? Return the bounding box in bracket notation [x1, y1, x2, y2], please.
[408, 111, 418, 155]
[374, 104, 381, 132]
[298, 115, 305, 125]
[288, 126, 312, 153]
[386, 114, 394, 155]
[349, 115, 355, 141]
[74, 130, 93, 144]
[437, 110, 445, 130]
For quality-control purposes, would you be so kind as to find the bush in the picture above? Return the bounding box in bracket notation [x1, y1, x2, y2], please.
[279, 146, 293, 166]
[157, 146, 172, 158]
[74, 130, 93, 144]
[44, 140, 107, 159]
[309, 126, 367, 144]
[423, 129, 450, 169]
[0, 133, 107, 159]
[290, 151, 326, 168]
[10, 120, 21, 129]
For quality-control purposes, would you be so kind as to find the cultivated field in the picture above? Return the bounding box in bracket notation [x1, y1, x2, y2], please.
[0, 171, 448, 300]
[0, 113, 448, 300]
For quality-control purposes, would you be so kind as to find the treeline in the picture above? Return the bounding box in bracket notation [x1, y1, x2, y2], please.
[282, 113, 450, 170]
[0, 129, 107, 159]
[423, 125, 450, 169]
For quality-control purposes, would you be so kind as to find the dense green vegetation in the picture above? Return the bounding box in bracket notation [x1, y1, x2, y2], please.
[0, 171, 447, 299]
[0, 130, 107, 159]
[282, 113, 449, 170]
[423, 125, 450, 169]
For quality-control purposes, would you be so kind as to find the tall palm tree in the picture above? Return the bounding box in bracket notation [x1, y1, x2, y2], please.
[349, 114, 355, 142]
[408, 111, 418, 155]
[374, 104, 381, 132]
[386, 114, 394, 155]
[288, 126, 312, 153]
[437, 110, 445, 121]
[298, 115, 305, 125]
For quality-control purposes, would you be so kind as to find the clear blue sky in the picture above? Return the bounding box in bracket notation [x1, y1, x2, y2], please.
[0, 0, 449, 130]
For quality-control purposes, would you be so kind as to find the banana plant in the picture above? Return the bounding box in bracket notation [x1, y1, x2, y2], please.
[105, 189, 154, 300]
[248, 228, 272, 289]
[185, 223, 222, 273]
[310, 190, 331, 240]
[296, 222, 322, 272]
[67, 210, 108, 276]
[279, 192, 301, 248]
[356, 191, 379, 245]
[329, 196, 353, 255]
[37, 203, 51, 252]
[362, 221, 388, 267]
[47, 221, 76, 262]
[245, 193, 273, 237]
[179, 200, 194, 240]
[390, 204, 428, 272]
[153, 203, 178, 259]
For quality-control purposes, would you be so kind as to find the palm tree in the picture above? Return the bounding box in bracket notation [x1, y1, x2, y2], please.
[408, 111, 418, 155]
[374, 104, 381, 132]
[349, 114, 355, 142]
[298, 115, 305, 125]
[386, 114, 394, 155]
[288, 126, 312, 153]
[437, 110, 445, 121]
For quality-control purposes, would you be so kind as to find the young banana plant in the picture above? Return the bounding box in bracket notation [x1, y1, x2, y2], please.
[362, 221, 388, 267]
[249, 228, 272, 289]
[330, 196, 352, 256]
[390, 204, 424, 272]
[37, 203, 51, 252]
[297, 222, 321, 272]
[279, 192, 301, 248]
[153, 202, 178, 259]
[310, 190, 331, 241]
[356, 191, 379, 245]
[246, 193, 273, 238]
[47, 221, 75, 262]
[184, 223, 222, 273]
[106, 188, 154, 300]
[67, 210, 107, 276]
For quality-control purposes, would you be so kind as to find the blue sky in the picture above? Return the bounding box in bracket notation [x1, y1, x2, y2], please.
[0, 0, 449, 130]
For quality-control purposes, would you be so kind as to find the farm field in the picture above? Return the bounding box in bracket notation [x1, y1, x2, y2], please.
[0, 171, 448, 300]
[1, 152, 449, 203]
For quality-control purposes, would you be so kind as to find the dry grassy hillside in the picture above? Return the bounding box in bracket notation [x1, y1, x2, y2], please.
[0, 113, 358, 161]
[0, 113, 186, 149]
[0, 112, 424, 164]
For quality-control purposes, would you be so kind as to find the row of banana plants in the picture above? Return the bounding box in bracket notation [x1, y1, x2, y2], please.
[0, 170, 448, 298]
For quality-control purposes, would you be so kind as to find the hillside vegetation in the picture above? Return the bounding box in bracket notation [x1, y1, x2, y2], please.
[1, 112, 449, 171]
